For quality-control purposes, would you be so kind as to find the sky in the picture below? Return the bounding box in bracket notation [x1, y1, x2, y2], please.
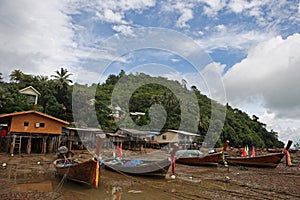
[1, 0, 300, 143]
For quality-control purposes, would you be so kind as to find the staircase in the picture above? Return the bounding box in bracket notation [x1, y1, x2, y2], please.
[11, 135, 22, 154]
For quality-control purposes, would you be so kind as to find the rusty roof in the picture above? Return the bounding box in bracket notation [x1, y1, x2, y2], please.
[0, 110, 69, 125]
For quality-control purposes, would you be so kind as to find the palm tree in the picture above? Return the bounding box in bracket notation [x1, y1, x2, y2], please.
[9, 69, 24, 83]
[51, 67, 73, 88]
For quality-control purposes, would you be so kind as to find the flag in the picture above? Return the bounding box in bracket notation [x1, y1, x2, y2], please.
[245, 145, 249, 156]
[113, 146, 116, 159]
[286, 151, 292, 166]
[241, 148, 247, 157]
[94, 159, 99, 188]
[118, 142, 123, 159]
[251, 146, 256, 157]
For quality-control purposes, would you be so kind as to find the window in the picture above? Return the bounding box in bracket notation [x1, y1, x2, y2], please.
[162, 135, 167, 140]
[40, 123, 45, 127]
[24, 122, 29, 126]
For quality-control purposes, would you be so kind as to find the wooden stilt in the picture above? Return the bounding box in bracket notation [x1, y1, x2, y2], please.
[48, 137, 54, 153]
[68, 141, 72, 152]
[10, 135, 16, 154]
[53, 136, 57, 152]
[95, 134, 105, 157]
[58, 136, 61, 148]
[42, 136, 48, 154]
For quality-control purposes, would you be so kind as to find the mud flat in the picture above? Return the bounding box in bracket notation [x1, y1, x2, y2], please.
[0, 150, 300, 200]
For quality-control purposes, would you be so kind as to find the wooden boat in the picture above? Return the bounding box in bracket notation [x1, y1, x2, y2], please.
[103, 158, 171, 177]
[175, 140, 229, 166]
[175, 150, 225, 166]
[53, 157, 99, 186]
[225, 140, 293, 168]
[54, 134, 104, 187]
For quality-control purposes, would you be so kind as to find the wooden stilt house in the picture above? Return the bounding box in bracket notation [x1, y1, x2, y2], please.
[0, 110, 68, 154]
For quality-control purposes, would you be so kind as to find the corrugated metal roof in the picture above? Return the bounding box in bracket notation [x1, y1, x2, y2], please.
[167, 129, 198, 136]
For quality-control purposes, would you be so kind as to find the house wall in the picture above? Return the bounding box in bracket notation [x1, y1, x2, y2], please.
[10, 113, 67, 134]
[156, 131, 178, 143]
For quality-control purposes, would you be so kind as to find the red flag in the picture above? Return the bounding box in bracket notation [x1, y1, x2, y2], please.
[286, 151, 292, 166]
[118, 142, 123, 159]
[251, 146, 256, 157]
[241, 148, 247, 157]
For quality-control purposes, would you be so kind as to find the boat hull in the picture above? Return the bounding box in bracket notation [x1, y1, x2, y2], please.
[176, 152, 224, 166]
[104, 158, 171, 177]
[226, 153, 285, 168]
[54, 158, 99, 186]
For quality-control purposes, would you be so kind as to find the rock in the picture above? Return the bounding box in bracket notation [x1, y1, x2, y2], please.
[225, 176, 230, 182]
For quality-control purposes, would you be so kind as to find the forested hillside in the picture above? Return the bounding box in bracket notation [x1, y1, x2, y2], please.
[0, 69, 284, 148]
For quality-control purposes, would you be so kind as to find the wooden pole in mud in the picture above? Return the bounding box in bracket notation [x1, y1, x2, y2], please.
[26, 136, 32, 154]
[95, 134, 105, 158]
[48, 137, 54, 153]
[42, 136, 48, 154]
[68, 140, 72, 152]
[57, 136, 61, 148]
[10, 135, 16, 155]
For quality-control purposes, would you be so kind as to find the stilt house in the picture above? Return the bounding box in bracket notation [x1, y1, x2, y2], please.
[0, 110, 68, 154]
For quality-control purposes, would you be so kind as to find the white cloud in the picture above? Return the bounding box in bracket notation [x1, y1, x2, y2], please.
[112, 25, 134, 36]
[215, 24, 226, 32]
[161, 1, 194, 28]
[176, 8, 193, 28]
[0, 0, 79, 80]
[201, 0, 227, 16]
[228, 0, 300, 26]
[224, 33, 300, 119]
[197, 26, 276, 52]
[228, 0, 245, 13]
[102, 9, 126, 24]
[86, 0, 156, 24]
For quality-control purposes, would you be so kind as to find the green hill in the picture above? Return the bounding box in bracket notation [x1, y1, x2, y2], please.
[0, 69, 284, 148]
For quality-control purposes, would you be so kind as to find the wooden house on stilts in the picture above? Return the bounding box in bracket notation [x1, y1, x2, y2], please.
[0, 110, 68, 154]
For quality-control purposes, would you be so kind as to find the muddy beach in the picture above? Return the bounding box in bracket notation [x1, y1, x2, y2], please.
[1, 150, 300, 200]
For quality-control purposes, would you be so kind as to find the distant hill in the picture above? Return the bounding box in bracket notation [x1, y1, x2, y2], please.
[0, 69, 284, 148]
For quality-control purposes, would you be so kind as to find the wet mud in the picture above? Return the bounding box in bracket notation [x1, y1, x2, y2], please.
[1, 150, 300, 200]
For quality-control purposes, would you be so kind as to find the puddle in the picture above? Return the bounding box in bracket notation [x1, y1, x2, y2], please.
[11, 181, 53, 192]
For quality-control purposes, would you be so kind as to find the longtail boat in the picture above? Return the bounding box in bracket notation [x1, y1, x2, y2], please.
[53, 157, 99, 186]
[175, 150, 224, 166]
[225, 140, 292, 168]
[175, 141, 229, 166]
[53, 134, 105, 187]
[103, 158, 171, 177]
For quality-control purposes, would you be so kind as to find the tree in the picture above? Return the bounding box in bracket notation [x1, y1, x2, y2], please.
[51, 68, 73, 121]
[51, 67, 73, 89]
[10, 69, 24, 83]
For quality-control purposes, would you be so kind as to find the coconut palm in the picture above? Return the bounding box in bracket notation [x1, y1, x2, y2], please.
[51, 67, 73, 88]
[9, 69, 24, 83]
